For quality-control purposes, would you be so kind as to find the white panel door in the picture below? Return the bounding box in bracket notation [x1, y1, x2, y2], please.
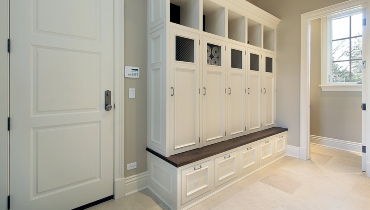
[248, 48, 263, 133]
[202, 36, 226, 147]
[170, 27, 200, 155]
[10, 1, 114, 209]
[228, 43, 246, 138]
[263, 53, 276, 128]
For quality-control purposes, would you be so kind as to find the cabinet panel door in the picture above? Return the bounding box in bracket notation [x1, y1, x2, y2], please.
[263, 53, 276, 128]
[239, 142, 259, 175]
[247, 48, 263, 133]
[275, 132, 287, 157]
[228, 43, 246, 138]
[181, 160, 213, 204]
[170, 27, 200, 155]
[214, 151, 238, 187]
[260, 137, 275, 166]
[202, 36, 226, 147]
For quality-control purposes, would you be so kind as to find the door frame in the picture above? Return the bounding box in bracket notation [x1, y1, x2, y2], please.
[0, 0, 9, 209]
[300, 0, 369, 176]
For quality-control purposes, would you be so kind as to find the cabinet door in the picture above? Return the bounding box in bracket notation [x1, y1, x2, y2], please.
[263, 53, 276, 128]
[260, 137, 275, 166]
[239, 142, 259, 175]
[169, 27, 200, 155]
[214, 151, 238, 187]
[228, 43, 246, 139]
[202, 36, 226, 147]
[181, 160, 214, 205]
[247, 48, 263, 133]
[275, 132, 287, 157]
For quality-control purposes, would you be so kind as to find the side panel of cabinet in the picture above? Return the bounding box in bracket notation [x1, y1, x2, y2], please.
[148, 0, 166, 30]
[169, 27, 201, 155]
[181, 159, 214, 205]
[214, 151, 238, 187]
[228, 43, 246, 139]
[202, 36, 227, 147]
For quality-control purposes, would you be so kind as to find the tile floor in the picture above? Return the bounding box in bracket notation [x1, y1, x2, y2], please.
[89, 144, 369, 210]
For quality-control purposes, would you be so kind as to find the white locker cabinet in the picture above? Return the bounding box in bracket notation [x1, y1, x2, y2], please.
[247, 48, 263, 133]
[169, 27, 201, 155]
[239, 141, 259, 175]
[181, 159, 214, 205]
[263, 53, 276, 129]
[202, 35, 227, 147]
[214, 151, 238, 187]
[260, 136, 275, 166]
[228, 42, 246, 139]
[275, 132, 287, 157]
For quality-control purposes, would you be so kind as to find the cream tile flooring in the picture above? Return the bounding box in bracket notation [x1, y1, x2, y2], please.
[89, 144, 369, 210]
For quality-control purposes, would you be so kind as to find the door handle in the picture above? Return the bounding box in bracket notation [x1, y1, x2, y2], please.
[204, 87, 207, 95]
[248, 88, 250, 94]
[171, 87, 174, 96]
[105, 90, 112, 111]
[229, 87, 232, 95]
[264, 88, 266, 94]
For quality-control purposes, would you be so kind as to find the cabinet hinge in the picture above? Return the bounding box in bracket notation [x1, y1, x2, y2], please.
[7, 117, 10, 131]
[199, 40, 200, 45]
[363, 146, 366, 153]
[8, 195, 10, 210]
[363, 18, 366, 26]
[199, 88, 200, 94]
[225, 131, 226, 136]
[225, 46, 226, 51]
[7, 39, 10, 53]
[362, 103, 366, 111]
[245, 127, 247, 131]
[225, 88, 226, 93]
[114, 104, 115, 109]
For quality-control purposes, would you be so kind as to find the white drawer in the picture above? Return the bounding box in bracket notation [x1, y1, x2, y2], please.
[260, 137, 275, 166]
[214, 151, 238, 187]
[239, 142, 259, 175]
[181, 159, 214, 205]
[275, 132, 287, 157]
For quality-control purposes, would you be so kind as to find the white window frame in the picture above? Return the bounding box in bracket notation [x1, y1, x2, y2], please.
[321, 8, 363, 91]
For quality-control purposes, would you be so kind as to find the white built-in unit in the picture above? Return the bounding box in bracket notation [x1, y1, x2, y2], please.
[147, 0, 280, 157]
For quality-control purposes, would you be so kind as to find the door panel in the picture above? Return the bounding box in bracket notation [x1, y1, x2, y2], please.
[264, 74, 275, 127]
[214, 151, 238, 187]
[248, 48, 262, 133]
[170, 28, 200, 155]
[239, 142, 259, 175]
[202, 36, 226, 147]
[260, 137, 275, 166]
[10, 1, 114, 209]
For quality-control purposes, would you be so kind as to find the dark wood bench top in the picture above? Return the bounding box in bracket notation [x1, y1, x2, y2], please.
[147, 127, 288, 167]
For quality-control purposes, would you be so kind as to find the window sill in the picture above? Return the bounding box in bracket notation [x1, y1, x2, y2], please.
[319, 84, 362, 91]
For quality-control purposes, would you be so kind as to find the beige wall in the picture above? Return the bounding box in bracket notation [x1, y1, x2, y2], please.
[251, 0, 349, 147]
[124, 0, 148, 177]
[310, 19, 362, 143]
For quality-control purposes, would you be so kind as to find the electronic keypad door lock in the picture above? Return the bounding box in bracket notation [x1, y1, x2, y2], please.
[105, 90, 112, 111]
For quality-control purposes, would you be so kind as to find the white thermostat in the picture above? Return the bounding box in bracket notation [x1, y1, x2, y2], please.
[125, 66, 140, 78]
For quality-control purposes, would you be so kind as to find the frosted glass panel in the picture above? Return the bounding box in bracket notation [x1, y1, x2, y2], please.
[176, 36, 195, 63]
[250, 53, 259, 71]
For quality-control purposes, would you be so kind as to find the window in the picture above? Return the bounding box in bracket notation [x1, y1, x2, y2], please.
[330, 13, 362, 83]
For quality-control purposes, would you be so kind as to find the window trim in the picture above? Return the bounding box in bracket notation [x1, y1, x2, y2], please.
[321, 8, 363, 91]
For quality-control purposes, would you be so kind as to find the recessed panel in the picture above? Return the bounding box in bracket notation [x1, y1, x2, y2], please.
[33, 123, 100, 195]
[151, 0, 162, 23]
[242, 149, 256, 168]
[218, 158, 235, 180]
[230, 73, 243, 134]
[249, 75, 261, 129]
[206, 72, 223, 140]
[262, 143, 272, 160]
[151, 68, 161, 144]
[152, 163, 172, 194]
[175, 68, 196, 148]
[276, 138, 285, 153]
[33, 47, 99, 115]
[34, 0, 99, 40]
[265, 77, 274, 125]
[186, 169, 208, 195]
[152, 35, 161, 64]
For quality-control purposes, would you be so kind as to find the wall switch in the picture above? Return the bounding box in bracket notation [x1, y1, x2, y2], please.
[127, 162, 137, 170]
[129, 88, 135, 99]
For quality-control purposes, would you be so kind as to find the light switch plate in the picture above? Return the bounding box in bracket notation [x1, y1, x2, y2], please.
[129, 88, 135, 99]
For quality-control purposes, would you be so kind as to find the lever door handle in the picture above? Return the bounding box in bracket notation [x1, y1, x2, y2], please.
[105, 90, 112, 111]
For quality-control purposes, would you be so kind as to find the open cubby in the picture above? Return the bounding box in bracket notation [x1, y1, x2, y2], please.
[263, 26, 275, 51]
[170, 0, 200, 30]
[203, 0, 226, 37]
[228, 10, 246, 43]
[248, 19, 262, 47]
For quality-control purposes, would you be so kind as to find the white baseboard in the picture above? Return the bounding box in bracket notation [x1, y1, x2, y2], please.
[287, 145, 300, 158]
[114, 178, 126, 200]
[124, 171, 149, 196]
[310, 135, 361, 154]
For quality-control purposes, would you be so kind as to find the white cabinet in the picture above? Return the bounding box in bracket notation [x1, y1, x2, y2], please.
[275, 132, 287, 157]
[260, 137, 275, 166]
[202, 35, 227, 147]
[228, 42, 246, 139]
[214, 151, 238, 187]
[247, 48, 263, 133]
[239, 141, 259, 175]
[263, 53, 276, 128]
[169, 27, 201, 155]
[181, 159, 214, 204]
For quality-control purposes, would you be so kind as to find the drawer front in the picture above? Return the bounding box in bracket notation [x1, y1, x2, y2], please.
[260, 137, 275, 165]
[181, 160, 214, 204]
[214, 151, 238, 187]
[276, 132, 287, 157]
[239, 143, 259, 175]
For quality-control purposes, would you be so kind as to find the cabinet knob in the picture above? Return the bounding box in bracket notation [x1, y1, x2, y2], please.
[194, 165, 202, 171]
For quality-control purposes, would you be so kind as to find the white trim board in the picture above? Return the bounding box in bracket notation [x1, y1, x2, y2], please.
[124, 171, 149, 196]
[310, 135, 362, 154]
[287, 145, 300, 158]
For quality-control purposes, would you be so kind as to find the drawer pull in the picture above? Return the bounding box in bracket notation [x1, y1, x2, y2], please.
[249, 147, 252, 150]
[224, 155, 231, 159]
[280, 136, 284, 138]
[194, 165, 202, 171]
